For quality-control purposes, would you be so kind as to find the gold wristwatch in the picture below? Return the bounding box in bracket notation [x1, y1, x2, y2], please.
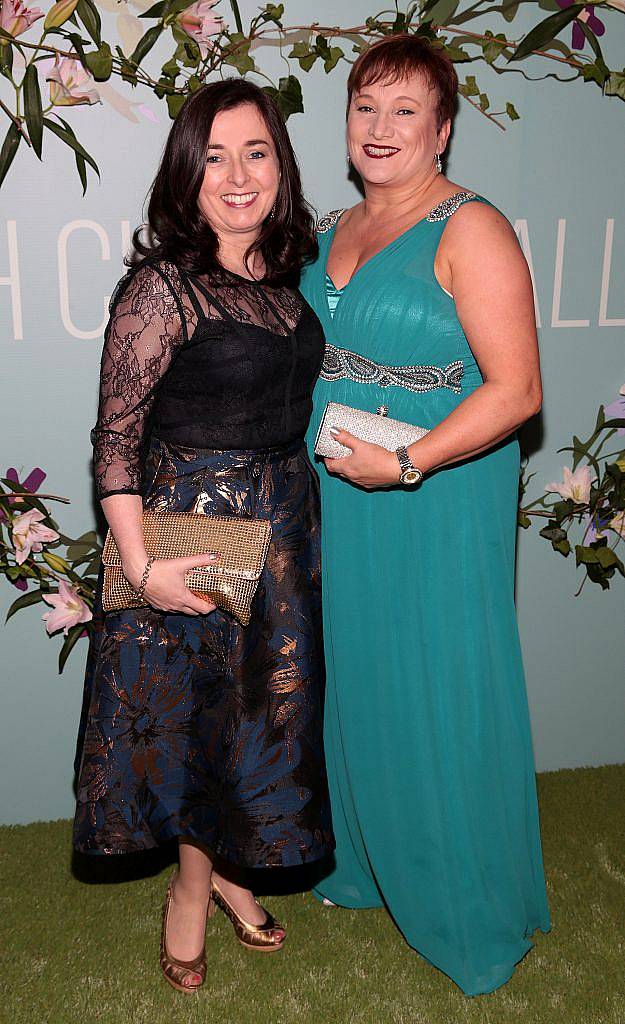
[395, 445, 424, 486]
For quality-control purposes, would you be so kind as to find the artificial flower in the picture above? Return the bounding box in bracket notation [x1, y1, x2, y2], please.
[11, 508, 59, 565]
[556, 1, 605, 51]
[546, 465, 593, 504]
[0, 465, 46, 522]
[0, 0, 44, 37]
[604, 383, 625, 436]
[176, 0, 223, 57]
[42, 579, 92, 635]
[39, 55, 101, 106]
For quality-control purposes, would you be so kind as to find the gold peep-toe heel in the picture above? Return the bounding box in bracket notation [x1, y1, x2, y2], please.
[209, 879, 286, 953]
[160, 871, 207, 993]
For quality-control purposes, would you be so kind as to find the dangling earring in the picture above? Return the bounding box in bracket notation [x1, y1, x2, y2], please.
[435, 152, 442, 174]
[269, 201, 277, 220]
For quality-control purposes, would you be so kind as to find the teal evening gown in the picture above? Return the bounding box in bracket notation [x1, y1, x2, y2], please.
[301, 192, 550, 996]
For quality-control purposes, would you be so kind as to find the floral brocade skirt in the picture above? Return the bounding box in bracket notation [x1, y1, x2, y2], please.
[73, 438, 334, 868]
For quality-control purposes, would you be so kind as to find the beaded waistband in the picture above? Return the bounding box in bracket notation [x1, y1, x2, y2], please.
[320, 344, 464, 394]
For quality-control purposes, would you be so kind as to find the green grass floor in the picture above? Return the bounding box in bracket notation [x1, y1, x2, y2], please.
[1, 765, 624, 1024]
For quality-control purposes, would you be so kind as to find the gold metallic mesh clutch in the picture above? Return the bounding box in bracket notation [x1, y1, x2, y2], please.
[102, 512, 272, 626]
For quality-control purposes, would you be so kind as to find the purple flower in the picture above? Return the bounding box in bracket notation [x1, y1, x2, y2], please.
[604, 384, 625, 436]
[583, 508, 613, 543]
[2, 468, 47, 593]
[0, 466, 46, 522]
[557, 1, 605, 50]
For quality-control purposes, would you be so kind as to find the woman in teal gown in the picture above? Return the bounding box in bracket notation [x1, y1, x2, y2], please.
[300, 34, 550, 996]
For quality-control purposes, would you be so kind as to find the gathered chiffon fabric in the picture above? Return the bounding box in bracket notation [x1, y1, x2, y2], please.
[73, 260, 334, 868]
[301, 196, 550, 995]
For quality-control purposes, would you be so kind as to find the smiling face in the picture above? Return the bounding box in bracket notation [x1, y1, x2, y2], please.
[198, 101, 280, 243]
[347, 73, 450, 190]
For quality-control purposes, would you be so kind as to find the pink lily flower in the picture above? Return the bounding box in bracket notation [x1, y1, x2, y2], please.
[545, 465, 593, 504]
[42, 580, 92, 636]
[39, 55, 101, 106]
[11, 508, 60, 565]
[0, 0, 44, 37]
[176, 0, 223, 57]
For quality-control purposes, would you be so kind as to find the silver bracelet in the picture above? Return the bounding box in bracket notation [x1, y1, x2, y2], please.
[136, 555, 154, 603]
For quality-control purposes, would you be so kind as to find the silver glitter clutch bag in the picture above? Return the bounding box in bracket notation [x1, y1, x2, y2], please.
[314, 401, 429, 459]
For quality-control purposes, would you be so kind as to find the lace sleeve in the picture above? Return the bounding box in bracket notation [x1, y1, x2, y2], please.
[91, 261, 187, 500]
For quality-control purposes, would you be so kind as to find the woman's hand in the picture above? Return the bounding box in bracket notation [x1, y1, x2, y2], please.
[324, 429, 400, 489]
[124, 552, 221, 616]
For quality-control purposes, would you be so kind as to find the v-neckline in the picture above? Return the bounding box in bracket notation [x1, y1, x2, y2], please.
[324, 190, 470, 298]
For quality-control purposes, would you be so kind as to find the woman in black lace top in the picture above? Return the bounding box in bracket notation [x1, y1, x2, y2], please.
[73, 79, 334, 991]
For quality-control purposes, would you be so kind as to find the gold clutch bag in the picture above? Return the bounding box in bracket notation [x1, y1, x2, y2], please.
[101, 512, 272, 626]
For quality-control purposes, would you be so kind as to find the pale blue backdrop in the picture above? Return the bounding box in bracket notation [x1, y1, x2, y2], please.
[1, 0, 624, 825]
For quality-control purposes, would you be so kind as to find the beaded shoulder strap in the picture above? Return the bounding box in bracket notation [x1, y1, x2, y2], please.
[317, 209, 346, 233]
[426, 191, 478, 222]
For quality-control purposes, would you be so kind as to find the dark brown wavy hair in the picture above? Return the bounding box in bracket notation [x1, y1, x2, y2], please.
[131, 78, 318, 285]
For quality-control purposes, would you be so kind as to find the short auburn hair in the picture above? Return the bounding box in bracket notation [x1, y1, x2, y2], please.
[347, 34, 458, 131]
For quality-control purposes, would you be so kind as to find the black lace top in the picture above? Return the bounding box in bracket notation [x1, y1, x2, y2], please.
[91, 259, 325, 499]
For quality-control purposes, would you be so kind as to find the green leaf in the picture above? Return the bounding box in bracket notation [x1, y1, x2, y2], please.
[161, 55, 178, 78]
[459, 74, 479, 97]
[5, 588, 44, 621]
[131, 24, 163, 66]
[422, 0, 460, 25]
[84, 41, 113, 81]
[506, 101, 520, 121]
[0, 121, 20, 188]
[43, 116, 100, 183]
[0, 40, 13, 78]
[263, 75, 303, 120]
[76, 0, 101, 46]
[539, 523, 567, 543]
[58, 622, 87, 673]
[502, 2, 520, 22]
[478, 92, 489, 111]
[289, 42, 317, 72]
[605, 71, 625, 101]
[553, 538, 571, 557]
[66, 31, 88, 64]
[260, 4, 284, 25]
[323, 46, 343, 74]
[223, 32, 254, 74]
[140, 0, 166, 18]
[586, 561, 611, 588]
[23, 63, 43, 159]
[165, 0, 204, 20]
[518, 511, 531, 529]
[166, 92, 186, 119]
[510, 4, 585, 62]
[442, 45, 471, 63]
[595, 545, 622, 570]
[552, 498, 575, 522]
